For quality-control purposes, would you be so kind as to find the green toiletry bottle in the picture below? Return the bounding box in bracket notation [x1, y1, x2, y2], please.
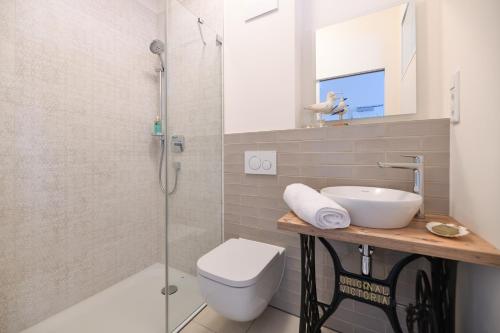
[154, 115, 162, 135]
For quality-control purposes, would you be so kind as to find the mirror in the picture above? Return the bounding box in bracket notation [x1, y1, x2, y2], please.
[313, 2, 416, 123]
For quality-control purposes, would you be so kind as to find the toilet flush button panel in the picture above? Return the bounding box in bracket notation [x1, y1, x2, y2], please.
[245, 151, 276, 175]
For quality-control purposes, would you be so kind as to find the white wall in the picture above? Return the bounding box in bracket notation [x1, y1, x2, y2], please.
[224, 0, 299, 133]
[443, 0, 500, 331]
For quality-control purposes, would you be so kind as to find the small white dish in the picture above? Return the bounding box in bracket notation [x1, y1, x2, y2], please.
[426, 222, 470, 238]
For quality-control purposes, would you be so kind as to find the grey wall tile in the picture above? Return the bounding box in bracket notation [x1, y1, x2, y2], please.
[278, 165, 302, 176]
[422, 136, 450, 151]
[224, 184, 260, 196]
[224, 152, 244, 164]
[385, 118, 449, 137]
[278, 153, 306, 165]
[224, 119, 450, 331]
[259, 142, 301, 153]
[242, 174, 278, 186]
[224, 173, 242, 184]
[385, 137, 422, 151]
[276, 127, 327, 142]
[225, 133, 242, 144]
[385, 151, 449, 166]
[301, 165, 353, 178]
[241, 131, 277, 143]
[224, 143, 260, 153]
[300, 140, 354, 153]
[326, 123, 387, 139]
[224, 163, 244, 174]
[277, 176, 328, 189]
[354, 139, 387, 152]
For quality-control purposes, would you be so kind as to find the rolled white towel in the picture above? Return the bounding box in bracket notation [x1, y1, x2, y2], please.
[283, 183, 350, 229]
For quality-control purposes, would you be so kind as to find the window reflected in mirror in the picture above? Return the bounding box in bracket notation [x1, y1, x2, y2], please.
[318, 70, 385, 121]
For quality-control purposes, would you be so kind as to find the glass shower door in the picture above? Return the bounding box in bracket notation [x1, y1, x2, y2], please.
[164, 0, 224, 331]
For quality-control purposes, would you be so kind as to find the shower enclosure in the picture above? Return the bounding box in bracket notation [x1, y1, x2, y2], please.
[164, 0, 224, 330]
[0, 0, 223, 332]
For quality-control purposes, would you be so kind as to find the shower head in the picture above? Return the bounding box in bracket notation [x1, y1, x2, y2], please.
[150, 39, 165, 71]
[150, 39, 164, 55]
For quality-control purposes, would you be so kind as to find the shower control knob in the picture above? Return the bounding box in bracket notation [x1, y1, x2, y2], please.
[171, 135, 185, 153]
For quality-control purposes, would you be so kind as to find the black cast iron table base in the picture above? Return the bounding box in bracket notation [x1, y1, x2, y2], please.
[299, 234, 457, 333]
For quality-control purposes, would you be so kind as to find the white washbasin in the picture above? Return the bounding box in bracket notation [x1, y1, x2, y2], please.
[320, 186, 422, 229]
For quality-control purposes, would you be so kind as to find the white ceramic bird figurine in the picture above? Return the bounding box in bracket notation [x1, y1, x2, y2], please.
[331, 97, 348, 115]
[304, 91, 337, 114]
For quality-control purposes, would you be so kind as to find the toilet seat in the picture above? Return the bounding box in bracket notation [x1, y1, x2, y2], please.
[197, 238, 282, 287]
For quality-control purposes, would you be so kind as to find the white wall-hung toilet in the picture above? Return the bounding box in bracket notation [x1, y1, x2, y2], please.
[197, 238, 286, 322]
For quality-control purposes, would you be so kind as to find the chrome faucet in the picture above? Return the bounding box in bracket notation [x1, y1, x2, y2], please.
[377, 155, 425, 218]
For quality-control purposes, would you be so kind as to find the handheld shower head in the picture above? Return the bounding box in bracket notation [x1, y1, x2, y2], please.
[150, 39, 164, 54]
[149, 39, 165, 70]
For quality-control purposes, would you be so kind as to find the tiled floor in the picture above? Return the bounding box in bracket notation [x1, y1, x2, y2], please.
[181, 306, 337, 333]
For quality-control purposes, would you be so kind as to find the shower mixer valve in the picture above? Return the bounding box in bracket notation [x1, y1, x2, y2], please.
[171, 135, 185, 153]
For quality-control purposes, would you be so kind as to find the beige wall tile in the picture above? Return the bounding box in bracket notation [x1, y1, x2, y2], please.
[241, 131, 277, 143]
[224, 153, 243, 164]
[354, 139, 386, 152]
[326, 123, 386, 139]
[277, 176, 328, 189]
[0, 0, 177, 331]
[224, 133, 242, 144]
[278, 153, 306, 165]
[276, 128, 327, 142]
[422, 135, 450, 151]
[301, 165, 353, 178]
[300, 140, 354, 153]
[224, 143, 259, 153]
[385, 137, 422, 151]
[385, 151, 449, 166]
[241, 174, 278, 186]
[258, 142, 301, 153]
[278, 165, 302, 176]
[223, 173, 241, 184]
[224, 119, 450, 331]
[424, 197, 450, 215]
[385, 118, 449, 137]
[224, 184, 259, 196]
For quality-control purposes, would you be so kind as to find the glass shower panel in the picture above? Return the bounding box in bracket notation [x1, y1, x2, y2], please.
[164, 0, 224, 331]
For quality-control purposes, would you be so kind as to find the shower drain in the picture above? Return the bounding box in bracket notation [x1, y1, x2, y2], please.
[161, 285, 178, 295]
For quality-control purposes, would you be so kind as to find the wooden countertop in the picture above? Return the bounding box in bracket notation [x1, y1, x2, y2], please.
[278, 212, 500, 267]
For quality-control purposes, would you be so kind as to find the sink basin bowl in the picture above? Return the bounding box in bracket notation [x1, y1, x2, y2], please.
[320, 186, 422, 229]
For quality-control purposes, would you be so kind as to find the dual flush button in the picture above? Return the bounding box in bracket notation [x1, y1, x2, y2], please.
[244, 151, 276, 175]
[249, 156, 272, 170]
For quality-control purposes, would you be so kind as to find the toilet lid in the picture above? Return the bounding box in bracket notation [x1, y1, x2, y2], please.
[197, 238, 283, 288]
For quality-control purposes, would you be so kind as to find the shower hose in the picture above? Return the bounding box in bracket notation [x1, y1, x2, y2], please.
[159, 137, 180, 195]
